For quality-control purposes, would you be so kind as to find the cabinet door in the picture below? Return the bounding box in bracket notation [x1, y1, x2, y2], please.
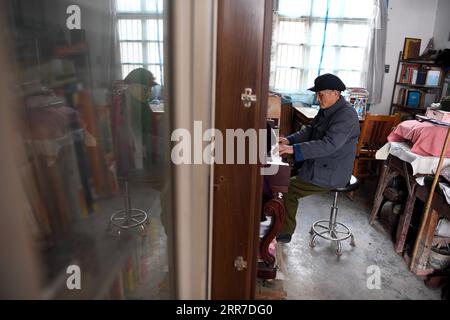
[212, 0, 273, 299]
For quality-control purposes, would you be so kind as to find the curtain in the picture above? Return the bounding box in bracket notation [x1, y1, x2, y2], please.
[364, 0, 388, 105]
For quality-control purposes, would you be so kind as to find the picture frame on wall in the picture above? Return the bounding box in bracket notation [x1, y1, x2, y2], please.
[402, 37, 421, 60]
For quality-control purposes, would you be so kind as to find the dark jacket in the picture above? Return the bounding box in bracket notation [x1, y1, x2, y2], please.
[287, 97, 360, 188]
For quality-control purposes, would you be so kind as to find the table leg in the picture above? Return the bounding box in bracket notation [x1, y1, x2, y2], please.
[369, 164, 397, 225]
[394, 182, 417, 253]
[411, 209, 439, 274]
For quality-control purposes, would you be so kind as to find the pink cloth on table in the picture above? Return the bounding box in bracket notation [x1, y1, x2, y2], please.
[387, 120, 450, 158]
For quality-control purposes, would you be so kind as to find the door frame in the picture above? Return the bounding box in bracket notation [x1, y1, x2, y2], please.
[170, 0, 217, 299]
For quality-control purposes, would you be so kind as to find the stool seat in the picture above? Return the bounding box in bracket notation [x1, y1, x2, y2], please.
[332, 175, 359, 193]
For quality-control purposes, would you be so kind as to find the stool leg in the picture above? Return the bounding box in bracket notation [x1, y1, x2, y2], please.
[310, 234, 317, 248]
[350, 234, 356, 247]
[336, 241, 342, 257]
[329, 192, 339, 238]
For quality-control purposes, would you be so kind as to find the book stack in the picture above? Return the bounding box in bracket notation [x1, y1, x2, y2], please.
[399, 64, 442, 86]
[399, 64, 420, 84]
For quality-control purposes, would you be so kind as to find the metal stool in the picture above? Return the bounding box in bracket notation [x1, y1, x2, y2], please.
[109, 179, 148, 236]
[309, 176, 359, 256]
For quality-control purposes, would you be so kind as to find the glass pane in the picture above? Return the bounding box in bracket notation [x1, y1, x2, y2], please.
[118, 20, 143, 41]
[310, 22, 326, 46]
[3, 0, 174, 300]
[309, 46, 336, 70]
[276, 44, 302, 68]
[309, 22, 340, 46]
[278, 21, 306, 44]
[306, 68, 320, 89]
[323, 23, 339, 46]
[122, 64, 145, 79]
[341, 24, 370, 47]
[274, 67, 301, 92]
[148, 43, 164, 64]
[147, 65, 164, 86]
[339, 47, 365, 71]
[312, 0, 328, 17]
[337, 70, 363, 87]
[117, 0, 141, 12]
[327, 0, 345, 18]
[146, 0, 164, 13]
[343, 0, 373, 19]
[278, 0, 311, 17]
[146, 20, 164, 41]
[120, 42, 143, 63]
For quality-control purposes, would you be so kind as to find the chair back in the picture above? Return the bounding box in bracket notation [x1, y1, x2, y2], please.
[357, 113, 401, 158]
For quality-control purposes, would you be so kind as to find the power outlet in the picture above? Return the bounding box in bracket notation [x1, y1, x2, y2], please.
[385, 65, 390, 73]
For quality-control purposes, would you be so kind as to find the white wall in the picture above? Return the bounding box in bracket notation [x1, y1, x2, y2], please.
[433, 0, 450, 49]
[371, 0, 439, 114]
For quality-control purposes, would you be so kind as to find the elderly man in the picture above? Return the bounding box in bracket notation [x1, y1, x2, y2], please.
[277, 73, 360, 243]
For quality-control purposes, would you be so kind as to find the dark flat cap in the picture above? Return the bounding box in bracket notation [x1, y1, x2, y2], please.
[308, 73, 346, 92]
[125, 68, 159, 87]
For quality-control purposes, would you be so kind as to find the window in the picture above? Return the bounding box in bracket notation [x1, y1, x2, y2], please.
[116, 0, 164, 84]
[270, 0, 374, 93]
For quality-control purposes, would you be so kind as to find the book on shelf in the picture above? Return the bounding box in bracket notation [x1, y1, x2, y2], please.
[416, 66, 429, 85]
[397, 88, 407, 105]
[396, 88, 437, 109]
[398, 64, 442, 87]
[399, 63, 420, 84]
[420, 92, 438, 108]
[425, 68, 441, 86]
[442, 80, 450, 100]
[406, 90, 421, 107]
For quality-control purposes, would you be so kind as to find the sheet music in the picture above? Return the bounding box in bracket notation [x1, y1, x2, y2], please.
[266, 144, 289, 166]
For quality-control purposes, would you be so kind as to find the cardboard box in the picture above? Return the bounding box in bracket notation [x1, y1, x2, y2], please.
[426, 108, 450, 123]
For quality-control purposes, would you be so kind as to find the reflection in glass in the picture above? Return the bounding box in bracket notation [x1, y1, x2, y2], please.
[3, 0, 172, 299]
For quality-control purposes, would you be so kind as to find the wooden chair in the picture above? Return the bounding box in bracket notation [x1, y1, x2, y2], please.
[353, 113, 401, 180]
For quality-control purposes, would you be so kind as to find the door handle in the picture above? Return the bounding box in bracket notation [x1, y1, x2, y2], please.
[241, 88, 257, 108]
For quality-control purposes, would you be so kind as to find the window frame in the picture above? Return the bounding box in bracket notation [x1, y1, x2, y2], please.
[270, 5, 372, 92]
[116, 2, 164, 84]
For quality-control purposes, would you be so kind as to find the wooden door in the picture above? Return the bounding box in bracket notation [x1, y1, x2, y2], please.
[212, 0, 273, 299]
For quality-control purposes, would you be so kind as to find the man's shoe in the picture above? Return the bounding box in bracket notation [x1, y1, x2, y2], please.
[276, 234, 292, 243]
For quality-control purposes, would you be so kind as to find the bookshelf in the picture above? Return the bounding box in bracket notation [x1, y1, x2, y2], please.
[389, 51, 444, 117]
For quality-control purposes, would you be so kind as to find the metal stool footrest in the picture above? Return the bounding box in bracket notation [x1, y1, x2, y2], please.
[309, 219, 355, 256]
[310, 219, 352, 242]
[109, 180, 149, 235]
[110, 209, 148, 230]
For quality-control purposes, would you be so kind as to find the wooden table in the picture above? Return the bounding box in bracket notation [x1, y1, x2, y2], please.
[292, 104, 319, 126]
[370, 155, 419, 253]
[370, 155, 450, 275]
[292, 103, 364, 131]
[410, 183, 450, 275]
